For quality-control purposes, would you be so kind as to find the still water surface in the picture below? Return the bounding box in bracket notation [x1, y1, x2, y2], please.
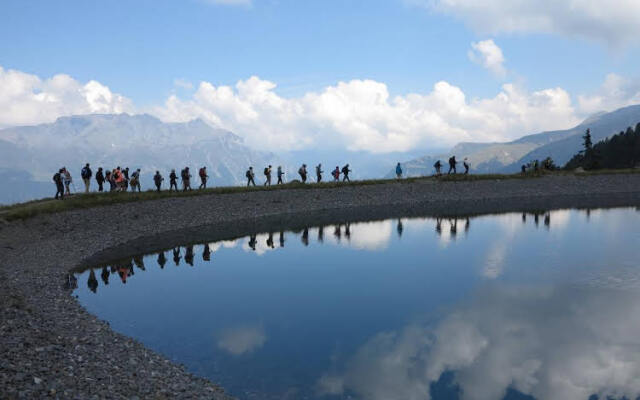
[74, 208, 640, 400]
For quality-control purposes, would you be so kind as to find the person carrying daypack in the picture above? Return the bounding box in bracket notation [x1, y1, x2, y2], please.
[396, 162, 402, 179]
[463, 158, 470, 175]
[448, 156, 457, 174]
[53, 168, 65, 200]
[182, 167, 192, 191]
[316, 164, 323, 183]
[130, 168, 141, 192]
[169, 169, 178, 191]
[298, 164, 307, 183]
[332, 166, 340, 181]
[341, 164, 351, 182]
[199, 167, 208, 189]
[95, 167, 105, 192]
[62, 167, 72, 195]
[123, 167, 130, 190]
[277, 166, 284, 184]
[434, 160, 442, 176]
[153, 170, 164, 192]
[81, 163, 92, 193]
[264, 165, 272, 186]
[246, 167, 256, 186]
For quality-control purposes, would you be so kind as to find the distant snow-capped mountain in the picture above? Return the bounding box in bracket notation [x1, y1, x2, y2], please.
[0, 113, 276, 203]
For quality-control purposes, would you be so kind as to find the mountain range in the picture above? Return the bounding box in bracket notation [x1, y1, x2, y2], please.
[392, 104, 640, 177]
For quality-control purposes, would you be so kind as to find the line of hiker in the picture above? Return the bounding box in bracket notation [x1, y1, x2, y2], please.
[246, 163, 352, 186]
[52, 163, 211, 199]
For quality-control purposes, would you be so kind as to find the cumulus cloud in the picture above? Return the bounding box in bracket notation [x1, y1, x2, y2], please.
[578, 73, 640, 115]
[468, 39, 506, 77]
[0, 66, 132, 128]
[318, 284, 640, 400]
[411, 0, 640, 48]
[217, 325, 266, 355]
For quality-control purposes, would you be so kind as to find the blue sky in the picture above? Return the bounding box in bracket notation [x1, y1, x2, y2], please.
[2, 0, 640, 153]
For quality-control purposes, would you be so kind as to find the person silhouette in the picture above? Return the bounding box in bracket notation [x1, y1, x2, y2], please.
[318, 226, 324, 243]
[266, 232, 274, 249]
[133, 255, 145, 271]
[202, 244, 211, 261]
[87, 269, 98, 293]
[248, 234, 257, 251]
[173, 247, 181, 266]
[100, 266, 110, 286]
[344, 223, 351, 240]
[185, 245, 194, 266]
[157, 251, 167, 269]
[301, 227, 309, 246]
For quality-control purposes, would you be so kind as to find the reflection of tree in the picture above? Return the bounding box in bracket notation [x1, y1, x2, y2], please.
[87, 269, 98, 293]
[101, 266, 110, 285]
[185, 245, 194, 266]
[157, 251, 167, 269]
[302, 228, 309, 246]
[318, 226, 324, 243]
[173, 247, 181, 266]
[397, 219, 403, 238]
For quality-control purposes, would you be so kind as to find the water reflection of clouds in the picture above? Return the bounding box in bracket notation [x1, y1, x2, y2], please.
[217, 325, 267, 356]
[323, 221, 394, 251]
[317, 285, 640, 400]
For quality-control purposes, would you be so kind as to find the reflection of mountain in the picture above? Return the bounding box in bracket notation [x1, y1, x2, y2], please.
[391, 104, 640, 176]
[0, 114, 275, 204]
[318, 284, 640, 400]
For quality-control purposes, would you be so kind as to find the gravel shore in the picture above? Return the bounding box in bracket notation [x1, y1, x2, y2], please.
[2, 174, 640, 399]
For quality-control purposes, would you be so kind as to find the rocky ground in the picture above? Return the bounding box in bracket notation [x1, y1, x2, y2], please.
[2, 174, 640, 399]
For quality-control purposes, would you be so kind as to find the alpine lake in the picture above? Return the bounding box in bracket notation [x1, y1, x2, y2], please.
[73, 207, 640, 400]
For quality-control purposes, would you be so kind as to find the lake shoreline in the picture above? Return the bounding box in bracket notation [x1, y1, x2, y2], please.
[2, 174, 640, 398]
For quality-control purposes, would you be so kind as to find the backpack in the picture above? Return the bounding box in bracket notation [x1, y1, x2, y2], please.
[81, 167, 89, 179]
[199, 168, 206, 177]
[246, 170, 251, 178]
[53, 173, 60, 183]
[298, 167, 304, 175]
[264, 167, 269, 176]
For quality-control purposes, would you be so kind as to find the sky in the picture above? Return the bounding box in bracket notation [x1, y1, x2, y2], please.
[2, 0, 640, 154]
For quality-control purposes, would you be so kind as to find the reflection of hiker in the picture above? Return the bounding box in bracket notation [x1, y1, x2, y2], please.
[101, 266, 109, 285]
[344, 223, 351, 239]
[316, 164, 323, 182]
[448, 156, 457, 174]
[130, 168, 141, 192]
[153, 171, 163, 192]
[277, 166, 284, 185]
[332, 166, 340, 182]
[450, 218, 458, 237]
[397, 219, 403, 237]
[246, 167, 256, 186]
[53, 168, 65, 200]
[334, 225, 341, 240]
[199, 166, 208, 189]
[341, 164, 351, 182]
[266, 232, 274, 248]
[264, 165, 272, 186]
[157, 251, 167, 268]
[248, 234, 257, 251]
[279, 231, 285, 247]
[87, 269, 98, 293]
[185, 245, 194, 266]
[435, 217, 442, 236]
[298, 164, 308, 183]
[95, 167, 105, 192]
[463, 158, 470, 175]
[434, 160, 442, 176]
[202, 244, 211, 261]
[81, 163, 92, 193]
[173, 247, 181, 266]
[169, 169, 178, 191]
[318, 226, 324, 243]
[465, 217, 470, 233]
[301, 227, 309, 246]
[396, 163, 402, 179]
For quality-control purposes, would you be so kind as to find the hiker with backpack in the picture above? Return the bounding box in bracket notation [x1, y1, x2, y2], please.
[434, 160, 442, 176]
[396, 162, 402, 179]
[181, 167, 192, 191]
[169, 169, 178, 191]
[105, 170, 115, 191]
[123, 167, 130, 190]
[53, 168, 65, 200]
[298, 164, 308, 183]
[463, 158, 470, 175]
[199, 167, 208, 189]
[114, 167, 124, 191]
[63, 167, 73, 195]
[130, 168, 141, 192]
[277, 166, 284, 184]
[264, 165, 272, 186]
[341, 164, 351, 182]
[246, 167, 256, 186]
[332, 166, 340, 181]
[448, 156, 457, 174]
[153, 170, 163, 192]
[95, 167, 105, 192]
[81, 163, 92, 193]
[316, 163, 323, 183]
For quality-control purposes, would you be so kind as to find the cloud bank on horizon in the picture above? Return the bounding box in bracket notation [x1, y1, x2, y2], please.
[1, 64, 639, 154]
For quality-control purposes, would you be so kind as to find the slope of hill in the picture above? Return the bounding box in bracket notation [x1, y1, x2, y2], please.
[0, 114, 275, 204]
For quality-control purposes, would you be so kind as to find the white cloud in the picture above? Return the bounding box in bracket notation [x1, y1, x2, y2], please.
[412, 0, 640, 48]
[173, 78, 194, 90]
[468, 39, 506, 77]
[217, 324, 266, 355]
[0, 66, 132, 128]
[578, 73, 640, 114]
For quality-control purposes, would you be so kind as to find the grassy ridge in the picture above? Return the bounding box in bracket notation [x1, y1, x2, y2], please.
[1, 169, 638, 221]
